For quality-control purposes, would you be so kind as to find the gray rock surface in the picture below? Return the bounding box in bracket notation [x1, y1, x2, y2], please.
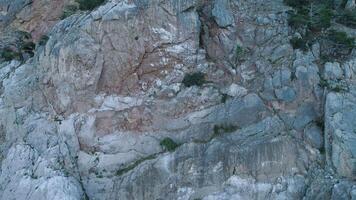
[325, 86, 356, 179]
[304, 124, 323, 149]
[324, 62, 344, 80]
[0, 0, 355, 199]
[345, 0, 356, 10]
[212, 0, 234, 27]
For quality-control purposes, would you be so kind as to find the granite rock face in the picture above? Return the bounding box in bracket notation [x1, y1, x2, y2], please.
[325, 86, 356, 180]
[0, 0, 355, 199]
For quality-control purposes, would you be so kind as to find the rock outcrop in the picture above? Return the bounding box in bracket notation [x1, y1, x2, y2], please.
[0, 0, 355, 199]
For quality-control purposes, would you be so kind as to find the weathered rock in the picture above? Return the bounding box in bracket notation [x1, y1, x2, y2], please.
[224, 83, 248, 98]
[84, 117, 309, 200]
[345, 0, 356, 10]
[293, 103, 318, 131]
[275, 86, 297, 102]
[304, 124, 323, 149]
[331, 181, 355, 200]
[324, 62, 343, 80]
[0, 0, 356, 199]
[212, 0, 234, 27]
[0, 0, 30, 28]
[325, 87, 356, 179]
[39, 0, 201, 115]
[0, 0, 71, 40]
[352, 188, 356, 200]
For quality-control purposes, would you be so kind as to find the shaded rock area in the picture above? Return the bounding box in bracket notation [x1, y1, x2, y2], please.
[0, 0, 355, 199]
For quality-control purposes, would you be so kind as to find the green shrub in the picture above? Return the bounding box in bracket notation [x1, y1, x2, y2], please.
[182, 72, 206, 87]
[287, 4, 333, 31]
[0, 30, 37, 62]
[290, 37, 308, 50]
[21, 42, 35, 52]
[76, 0, 105, 11]
[235, 45, 245, 60]
[310, 6, 334, 31]
[337, 9, 356, 28]
[285, 0, 354, 59]
[319, 77, 349, 92]
[287, 11, 310, 29]
[1, 48, 20, 61]
[284, 0, 310, 8]
[319, 30, 355, 61]
[327, 29, 355, 48]
[160, 138, 179, 152]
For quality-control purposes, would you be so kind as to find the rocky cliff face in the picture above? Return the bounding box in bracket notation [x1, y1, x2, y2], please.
[0, 0, 355, 199]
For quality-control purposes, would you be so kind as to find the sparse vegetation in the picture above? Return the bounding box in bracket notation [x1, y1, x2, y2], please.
[336, 9, 356, 28]
[319, 77, 349, 92]
[286, 1, 334, 31]
[76, 0, 105, 11]
[285, 0, 355, 61]
[235, 45, 246, 63]
[320, 29, 355, 60]
[116, 154, 156, 176]
[0, 30, 37, 62]
[287, 9, 310, 29]
[327, 29, 355, 48]
[61, 0, 105, 19]
[213, 124, 239, 136]
[115, 138, 179, 176]
[182, 72, 206, 87]
[290, 36, 308, 51]
[0, 48, 21, 61]
[310, 5, 334, 31]
[160, 137, 179, 152]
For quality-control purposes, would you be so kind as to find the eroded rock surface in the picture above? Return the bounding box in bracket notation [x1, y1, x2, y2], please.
[0, 0, 355, 199]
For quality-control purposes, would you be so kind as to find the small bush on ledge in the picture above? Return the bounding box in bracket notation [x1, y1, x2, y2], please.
[160, 138, 179, 152]
[1, 48, 21, 62]
[290, 36, 308, 51]
[182, 72, 206, 87]
[76, 0, 105, 11]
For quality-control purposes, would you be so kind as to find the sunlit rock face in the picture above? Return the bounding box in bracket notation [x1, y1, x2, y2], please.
[0, 0, 355, 199]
